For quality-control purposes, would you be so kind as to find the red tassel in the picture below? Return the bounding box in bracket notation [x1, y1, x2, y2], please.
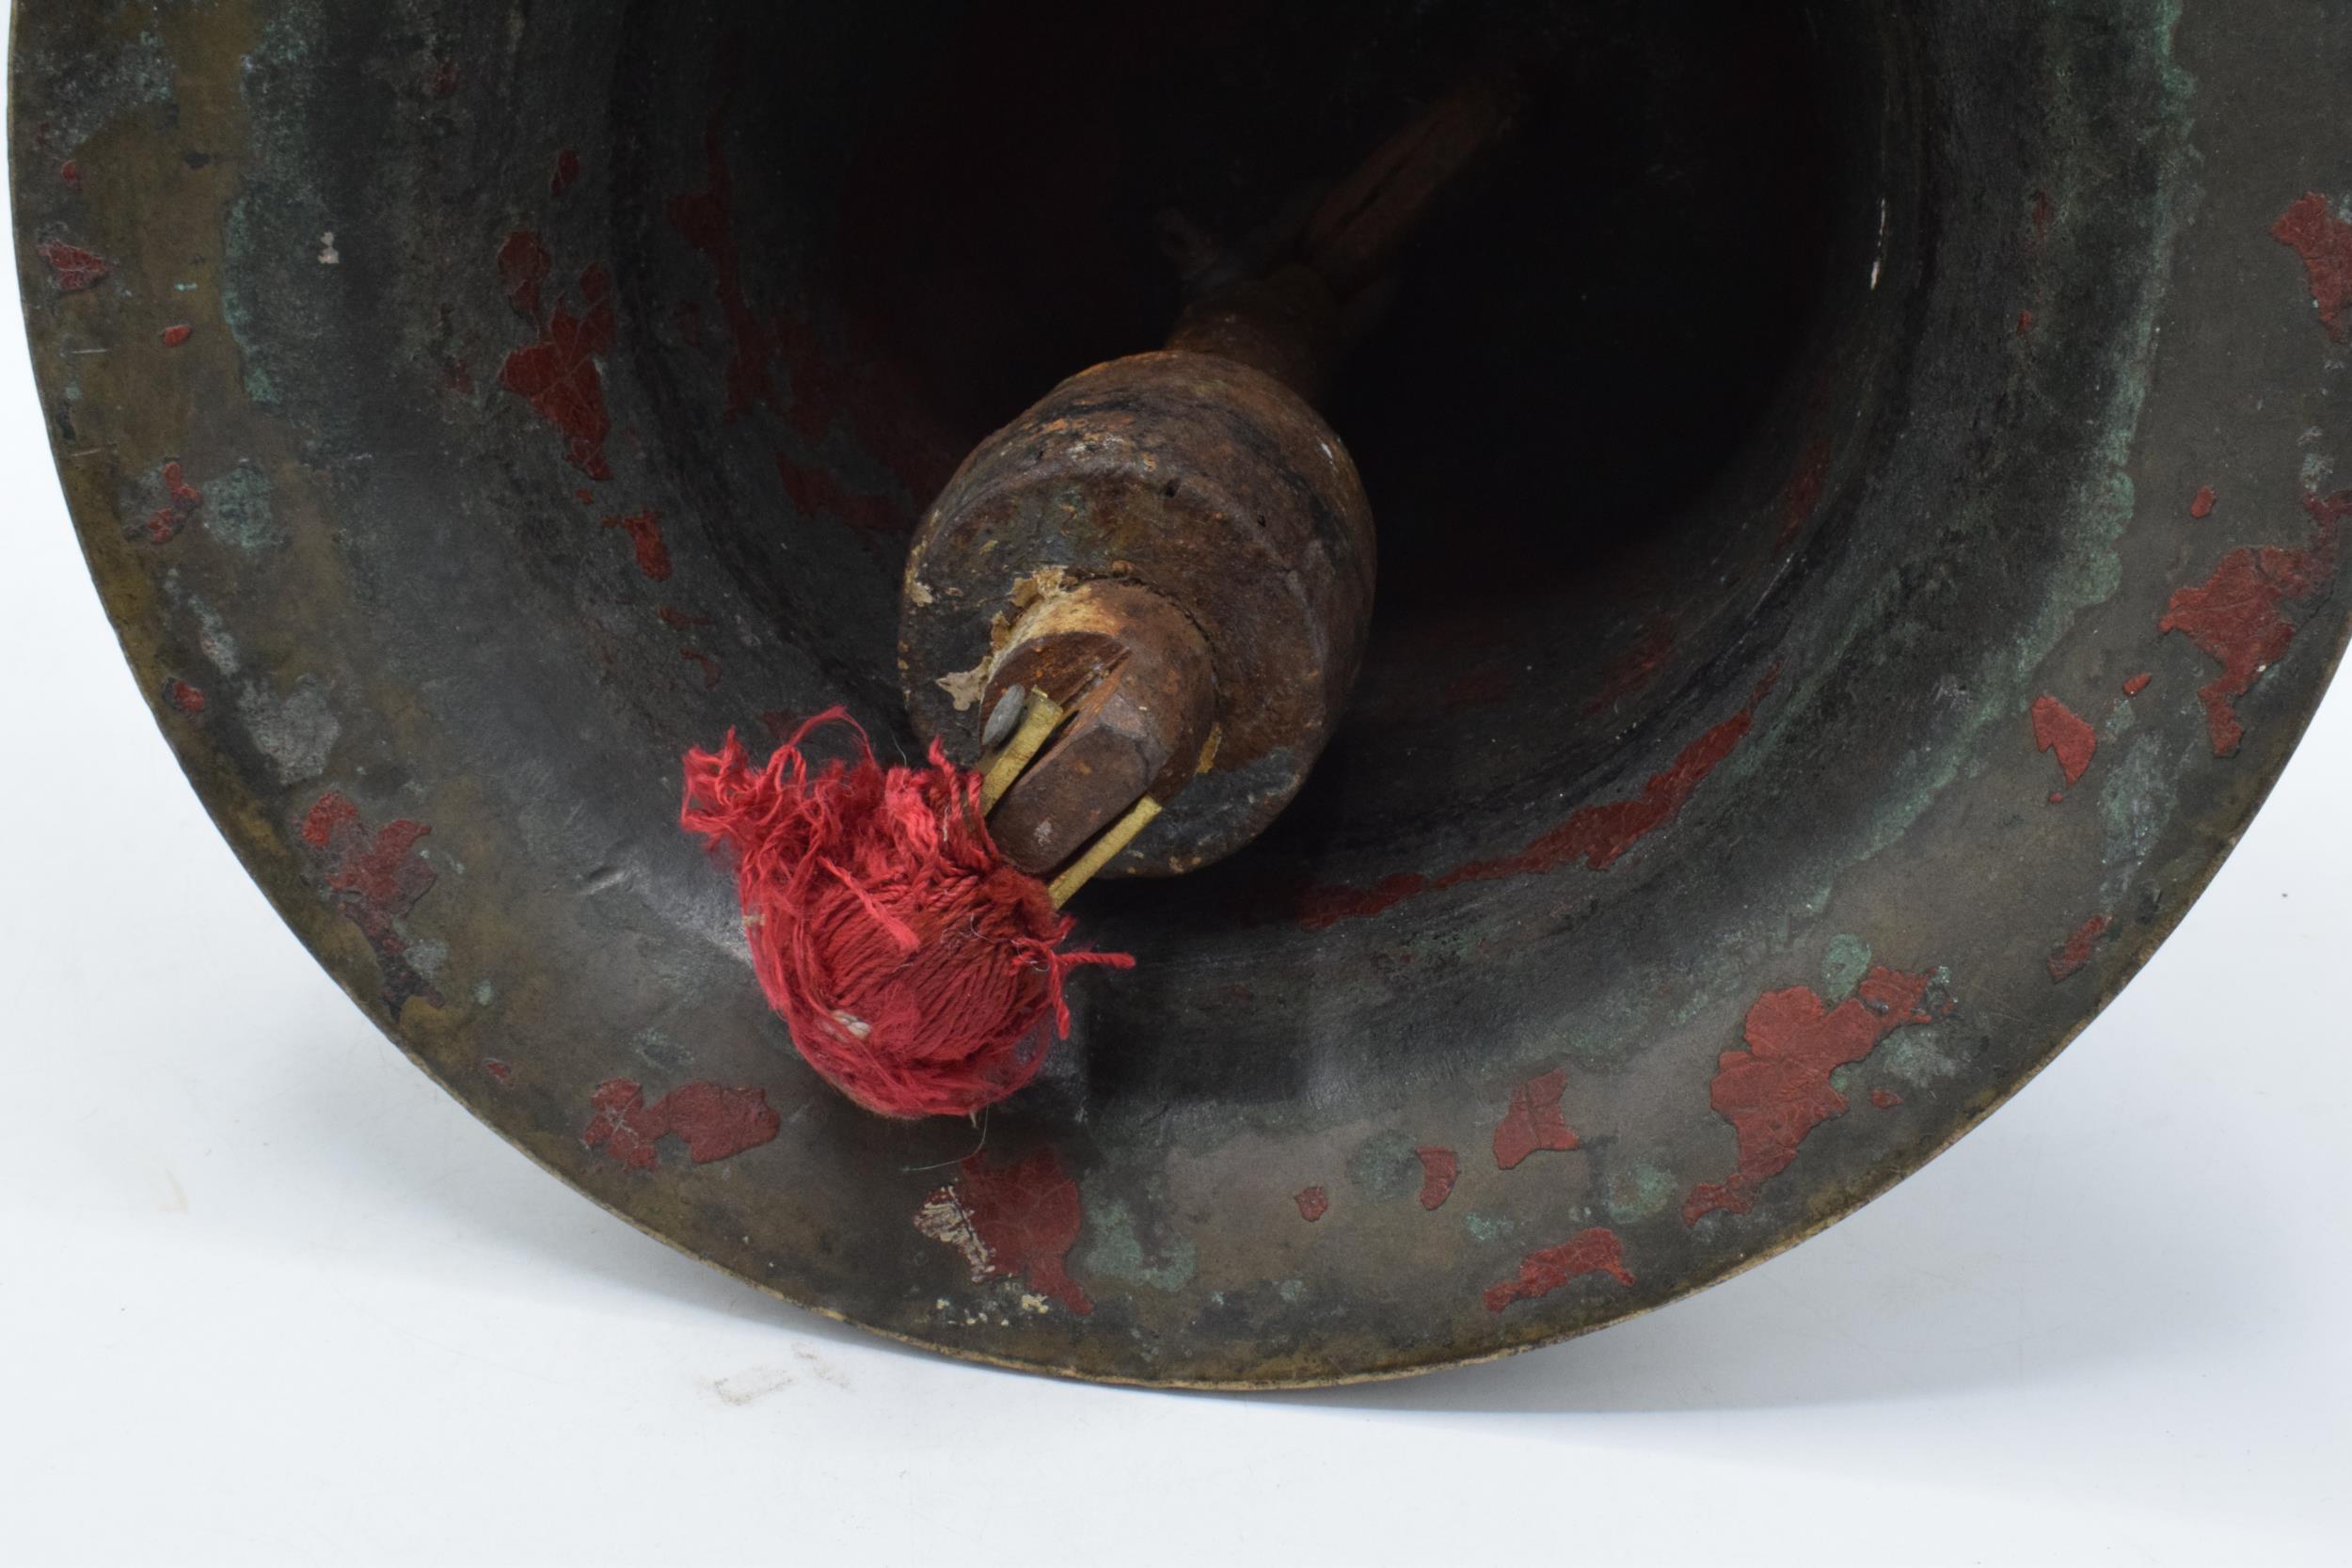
[680, 709, 1133, 1118]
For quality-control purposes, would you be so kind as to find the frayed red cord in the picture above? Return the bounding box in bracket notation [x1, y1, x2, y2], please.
[680, 709, 1132, 1117]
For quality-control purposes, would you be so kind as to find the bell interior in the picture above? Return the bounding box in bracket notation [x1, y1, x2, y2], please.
[223, 0, 2136, 1116]
[615, 0, 1860, 826]
[571, 0, 1896, 1104]
[31, 0, 2304, 1386]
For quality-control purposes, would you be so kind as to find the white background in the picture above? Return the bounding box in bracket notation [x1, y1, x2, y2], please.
[5, 175, 2349, 1568]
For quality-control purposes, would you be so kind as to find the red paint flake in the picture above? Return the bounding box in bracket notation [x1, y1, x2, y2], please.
[574, 487, 594, 505]
[774, 450, 903, 532]
[549, 148, 580, 197]
[1414, 1147, 1459, 1211]
[1492, 1068, 1581, 1170]
[299, 794, 360, 849]
[1683, 964, 1943, 1225]
[161, 324, 193, 348]
[2047, 913, 2112, 982]
[499, 262, 617, 482]
[2272, 192, 2352, 341]
[1482, 1227, 1633, 1312]
[327, 817, 429, 911]
[165, 462, 201, 511]
[657, 605, 713, 630]
[494, 230, 551, 321]
[1443, 668, 1778, 887]
[2122, 672, 2153, 697]
[2190, 484, 2217, 519]
[299, 790, 442, 1011]
[1296, 672, 1778, 929]
[2017, 309, 2035, 337]
[2159, 490, 2347, 756]
[139, 460, 205, 544]
[484, 1059, 513, 1085]
[2048, 791, 2067, 806]
[642, 1083, 778, 1162]
[1776, 434, 1833, 548]
[1296, 872, 1428, 932]
[914, 1148, 1092, 1314]
[2030, 694, 2096, 785]
[1869, 1087, 1902, 1110]
[678, 647, 722, 689]
[38, 238, 108, 292]
[1294, 1185, 1330, 1222]
[757, 710, 803, 741]
[665, 99, 954, 505]
[582, 1078, 780, 1170]
[1582, 611, 1677, 716]
[163, 678, 207, 714]
[424, 55, 461, 98]
[603, 508, 671, 580]
[668, 120, 776, 419]
[2031, 190, 2053, 244]
[58, 160, 81, 189]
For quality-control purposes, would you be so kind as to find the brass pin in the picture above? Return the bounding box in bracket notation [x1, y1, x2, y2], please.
[978, 689, 1067, 813]
[1047, 795, 1165, 908]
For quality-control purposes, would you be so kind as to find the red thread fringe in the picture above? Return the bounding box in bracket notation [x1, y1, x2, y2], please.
[680, 709, 1132, 1118]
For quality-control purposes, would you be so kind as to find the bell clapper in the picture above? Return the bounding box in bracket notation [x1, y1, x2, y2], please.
[902, 69, 1528, 895]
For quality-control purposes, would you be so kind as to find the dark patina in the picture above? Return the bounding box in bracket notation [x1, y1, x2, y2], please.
[14, 0, 2348, 1385]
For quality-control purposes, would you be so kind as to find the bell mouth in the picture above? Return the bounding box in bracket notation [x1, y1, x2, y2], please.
[16, 0, 2346, 1384]
[622, 2, 1864, 890]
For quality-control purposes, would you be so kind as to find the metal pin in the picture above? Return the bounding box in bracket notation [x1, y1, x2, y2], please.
[978, 689, 1066, 813]
[1047, 795, 1164, 908]
[981, 683, 1027, 750]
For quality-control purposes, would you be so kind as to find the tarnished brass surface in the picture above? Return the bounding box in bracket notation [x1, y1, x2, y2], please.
[16, 0, 2350, 1387]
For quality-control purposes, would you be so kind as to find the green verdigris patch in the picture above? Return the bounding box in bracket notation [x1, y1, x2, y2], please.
[1881, 1026, 1964, 1087]
[30, 29, 173, 153]
[219, 198, 281, 408]
[237, 673, 339, 783]
[201, 461, 281, 550]
[1074, 1194, 1198, 1292]
[1804, 5, 2194, 885]
[2102, 731, 2179, 903]
[1603, 1162, 1679, 1224]
[1345, 1131, 1423, 1201]
[1821, 934, 1873, 999]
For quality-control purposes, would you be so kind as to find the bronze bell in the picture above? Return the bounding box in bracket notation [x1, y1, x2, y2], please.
[15, 0, 2350, 1386]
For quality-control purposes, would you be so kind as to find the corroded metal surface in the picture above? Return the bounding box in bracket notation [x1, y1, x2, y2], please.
[14, 0, 2350, 1386]
[903, 349, 1378, 876]
[982, 578, 1219, 877]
